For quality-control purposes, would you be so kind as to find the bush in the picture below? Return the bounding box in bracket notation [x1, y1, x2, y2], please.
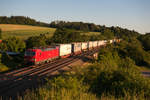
[0, 37, 26, 52]
[0, 53, 24, 70]
[51, 28, 83, 43]
[83, 46, 150, 98]
[19, 75, 98, 100]
[0, 53, 9, 72]
[138, 33, 150, 51]
[89, 67, 150, 97]
[104, 39, 150, 67]
[26, 34, 47, 48]
[0, 28, 2, 39]
[47, 76, 84, 91]
[83, 59, 150, 99]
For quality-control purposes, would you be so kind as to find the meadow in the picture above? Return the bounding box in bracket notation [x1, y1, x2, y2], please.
[80, 31, 100, 36]
[0, 24, 100, 40]
[0, 24, 56, 39]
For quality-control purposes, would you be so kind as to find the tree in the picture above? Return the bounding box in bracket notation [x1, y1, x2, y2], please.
[101, 29, 114, 39]
[50, 21, 101, 32]
[138, 33, 150, 51]
[116, 38, 150, 66]
[0, 37, 26, 52]
[0, 29, 2, 39]
[0, 16, 49, 27]
[51, 28, 83, 43]
[26, 34, 47, 48]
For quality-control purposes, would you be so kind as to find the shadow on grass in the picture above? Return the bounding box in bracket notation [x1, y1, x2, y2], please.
[0, 53, 25, 74]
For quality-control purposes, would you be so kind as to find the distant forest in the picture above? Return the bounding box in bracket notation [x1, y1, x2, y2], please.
[0, 16, 49, 27]
[0, 16, 140, 38]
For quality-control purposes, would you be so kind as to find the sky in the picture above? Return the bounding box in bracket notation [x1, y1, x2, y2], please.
[0, 0, 150, 34]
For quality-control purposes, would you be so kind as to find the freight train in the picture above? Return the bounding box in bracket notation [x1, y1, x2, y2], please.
[24, 39, 120, 65]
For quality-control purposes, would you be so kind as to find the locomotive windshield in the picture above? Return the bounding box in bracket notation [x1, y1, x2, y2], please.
[25, 51, 35, 56]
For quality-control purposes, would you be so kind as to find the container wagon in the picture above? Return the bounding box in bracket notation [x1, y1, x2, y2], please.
[103, 40, 108, 46]
[24, 46, 59, 64]
[109, 40, 113, 44]
[97, 41, 102, 47]
[98, 40, 105, 47]
[72, 42, 82, 54]
[81, 42, 88, 51]
[88, 41, 93, 50]
[92, 41, 98, 48]
[57, 44, 72, 58]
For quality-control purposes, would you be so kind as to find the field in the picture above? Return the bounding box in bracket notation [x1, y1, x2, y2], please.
[0, 24, 56, 39]
[80, 32, 100, 36]
[0, 24, 101, 40]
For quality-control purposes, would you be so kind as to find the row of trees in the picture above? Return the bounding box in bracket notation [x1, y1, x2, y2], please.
[50, 21, 100, 32]
[0, 29, 2, 39]
[0, 16, 49, 27]
[26, 28, 106, 48]
[0, 16, 141, 37]
[50, 21, 140, 38]
[138, 33, 150, 51]
[51, 28, 104, 43]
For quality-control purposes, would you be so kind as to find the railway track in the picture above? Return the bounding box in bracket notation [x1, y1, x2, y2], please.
[0, 48, 100, 100]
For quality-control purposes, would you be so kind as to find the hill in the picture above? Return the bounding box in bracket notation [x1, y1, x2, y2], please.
[0, 24, 56, 39]
[0, 16, 140, 39]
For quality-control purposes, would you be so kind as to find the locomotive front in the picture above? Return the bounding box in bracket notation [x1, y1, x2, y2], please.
[24, 49, 37, 64]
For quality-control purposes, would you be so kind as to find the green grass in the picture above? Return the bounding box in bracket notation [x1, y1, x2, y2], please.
[80, 32, 100, 36]
[2, 30, 55, 39]
[0, 54, 9, 72]
[0, 24, 56, 39]
[136, 66, 150, 71]
[0, 63, 9, 72]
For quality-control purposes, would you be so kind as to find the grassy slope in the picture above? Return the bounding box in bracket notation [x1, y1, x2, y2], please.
[0, 24, 100, 39]
[80, 31, 100, 36]
[0, 24, 56, 39]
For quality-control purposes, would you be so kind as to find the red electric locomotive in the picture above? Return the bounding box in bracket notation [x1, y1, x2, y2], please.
[24, 46, 59, 64]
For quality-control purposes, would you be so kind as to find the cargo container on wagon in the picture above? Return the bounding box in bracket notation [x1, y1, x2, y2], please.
[98, 40, 105, 47]
[72, 42, 82, 54]
[109, 40, 113, 44]
[81, 42, 88, 51]
[88, 41, 93, 50]
[57, 44, 72, 58]
[99, 40, 106, 47]
[97, 41, 100, 47]
[97, 40, 102, 47]
[103, 40, 108, 46]
[92, 41, 98, 48]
